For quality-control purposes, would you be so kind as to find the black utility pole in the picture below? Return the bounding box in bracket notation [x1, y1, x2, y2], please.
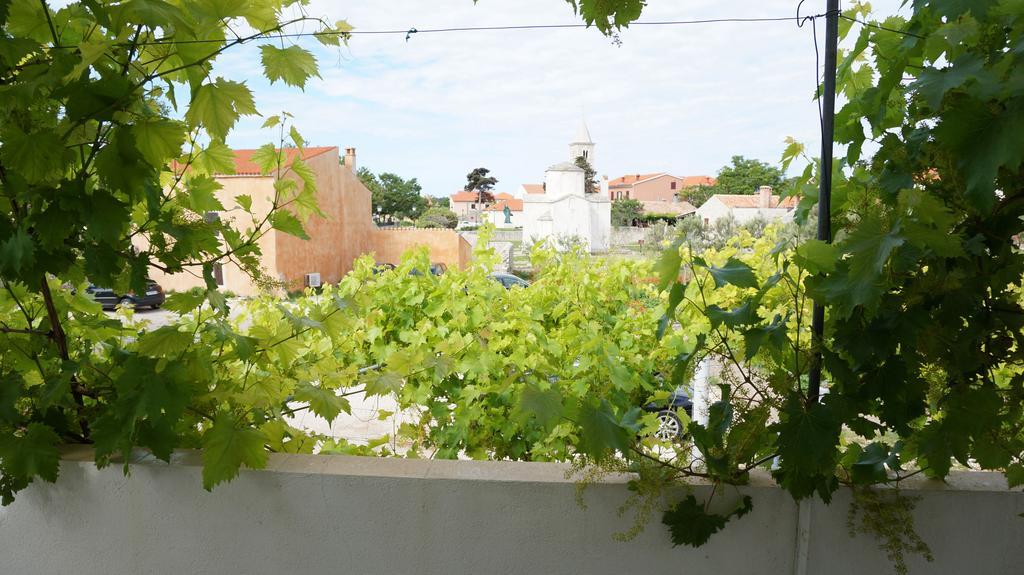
[807, 0, 840, 405]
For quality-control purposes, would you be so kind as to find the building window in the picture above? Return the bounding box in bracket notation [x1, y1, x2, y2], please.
[625, 191, 630, 199]
[670, 181, 677, 190]
[471, 203, 476, 209]
[703, 217, 709, 226]
[213, 263, 224, 286]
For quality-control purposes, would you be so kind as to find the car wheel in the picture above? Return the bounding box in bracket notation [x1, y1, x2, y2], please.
[653, 410, 683, 441]
[151, 304, 161, 310]
[117, 297, 133, 309]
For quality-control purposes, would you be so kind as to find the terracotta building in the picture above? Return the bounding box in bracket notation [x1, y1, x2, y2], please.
[151, 146, 471, 295]
[607, 173, 716, 202]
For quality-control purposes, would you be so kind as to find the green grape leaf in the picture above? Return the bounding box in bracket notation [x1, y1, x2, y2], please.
[201, 412, 268, 490]
[794, 239, 839, 274]
[363, 371, 403, 397]
[270, 210, 309, 239]
[0, 127, 66, 182]
[515, 385, 563, 430]
[0, 423, 61, 484]
[260, 45, 320, 89]
[911, 53, 985, 110]
[184, 175, 226, 213]
[662, 494, 753, 547]
[576, 400, 630, 459]
[186, 78, 256, 140]
[706, 301, 758, 329]
[235, 194, 253, 212]
[193, 140, 236, 175]
[708, 257, 759, 290]
[289, 126, 305, 151]
[1007, 463, 1024, 490]
[911, 421, 953, 478]
[665, 281, 686, 319]
[772, 396, 842, 501]
[0, 372, 24, 423]
[250, 143, 280, 175]
[162, 290, 207, 314]
[850, 442, 890, 484]
[655, 238, 683, 291]
[0, 228, 35, 274]
[131, 118, 186, 167]
[742, 314, 788, 361]
[294, 382, 350, 422]
[136, 326, 195, 357]
[670, 334, 705, 388]
[934, 98, 1024, 212]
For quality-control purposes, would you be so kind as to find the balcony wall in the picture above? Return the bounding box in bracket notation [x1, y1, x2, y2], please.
[0, 447, 1020, 575]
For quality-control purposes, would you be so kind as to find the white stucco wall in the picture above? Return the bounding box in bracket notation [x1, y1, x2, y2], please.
[485, 210, 519, 229]
[1, 449, 1021, 575]
[730, 207, 794, 224]
[524, 195, 609, 252]
[543, 166, 585, 201]
[695, 197, 732, 224]
[695, 198, 794, 225]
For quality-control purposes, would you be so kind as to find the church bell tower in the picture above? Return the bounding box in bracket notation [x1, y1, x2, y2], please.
[568, 119, 595, 165]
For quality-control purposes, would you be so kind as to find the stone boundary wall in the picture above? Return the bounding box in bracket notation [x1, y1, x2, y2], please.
[0, 448, 1020, 575]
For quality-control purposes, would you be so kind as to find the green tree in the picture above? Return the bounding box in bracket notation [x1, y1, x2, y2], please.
[575, 155, 599, 194]
[611, 198, 643, 226]
[415, 207, 458, 229]
[710, 155, 784, 195]
[359, 168, 427, 223]
[430, 196, 451, 208]
[465, 167, 497, 204]
[681, 184, 714, 208]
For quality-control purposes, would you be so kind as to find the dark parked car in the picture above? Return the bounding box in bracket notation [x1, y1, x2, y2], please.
[643, 387, 694, 441]
[86, 281, 165, 310]
[409, 263, 447, 277]
[490, 273, 530, 289]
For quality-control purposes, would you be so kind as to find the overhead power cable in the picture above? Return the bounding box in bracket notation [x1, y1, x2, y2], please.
[78, 14, 830, 48]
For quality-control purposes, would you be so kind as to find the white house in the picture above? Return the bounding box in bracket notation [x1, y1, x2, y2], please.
[695, 186, 797, 225]
[483, 194, 523, 229]
[521, 121, 611, 252]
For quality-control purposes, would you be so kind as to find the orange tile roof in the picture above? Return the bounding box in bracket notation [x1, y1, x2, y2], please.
[522, 184, 545, 195]
[450, 191, 480, 202]
[608, 173, 717, 188]
[484, 198, 524, 212]
[710, 194, 798, 209]
[173, 146, 337, 176]
[640, 200, 697, 215]
[494, 192, 515, 200]
[608, 173, 664, 187]
[680, 175, 716, 187]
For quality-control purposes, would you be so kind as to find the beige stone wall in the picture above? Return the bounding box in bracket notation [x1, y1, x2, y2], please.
[368, 228, 472, 269]
[149, 148, 470, 295]
[147, 175, 279, 297]
[631, 176, 685, 202]
[274, 149, 377, 291]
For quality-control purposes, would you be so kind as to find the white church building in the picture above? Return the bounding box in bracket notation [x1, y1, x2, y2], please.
[521, 121, 611, 252]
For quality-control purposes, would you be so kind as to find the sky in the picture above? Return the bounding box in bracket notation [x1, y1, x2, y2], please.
[213, 0, 905, 198]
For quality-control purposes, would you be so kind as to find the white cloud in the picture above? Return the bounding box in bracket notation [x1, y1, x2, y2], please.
[215, 0, 906, 196]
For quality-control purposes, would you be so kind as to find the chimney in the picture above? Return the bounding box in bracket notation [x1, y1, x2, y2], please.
[344, 147, 356, 171]
[601, 175, 609, 198]
[758, 185, 773, 209]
